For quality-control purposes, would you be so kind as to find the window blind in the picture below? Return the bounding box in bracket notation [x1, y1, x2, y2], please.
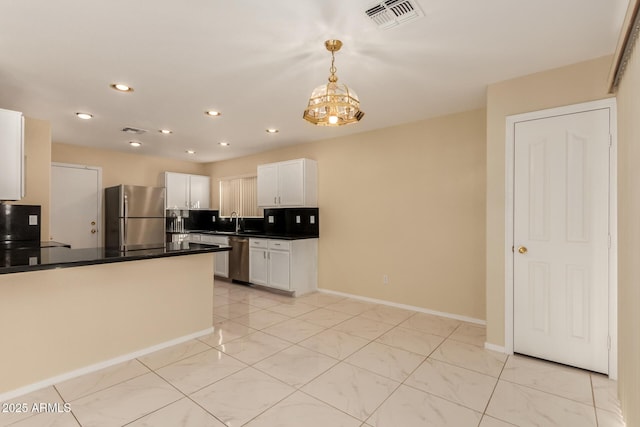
[219, 175, 262, 217]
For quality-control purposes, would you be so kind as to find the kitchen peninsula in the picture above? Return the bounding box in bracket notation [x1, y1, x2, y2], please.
[0, 242, 231, 398]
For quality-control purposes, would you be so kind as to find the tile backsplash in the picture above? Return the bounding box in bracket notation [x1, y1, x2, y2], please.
[169, 208, 319, 238]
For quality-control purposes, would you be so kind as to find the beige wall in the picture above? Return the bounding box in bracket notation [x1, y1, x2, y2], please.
[207, 109, 487, 320]
[614, 32, 640, 427]
[0, 254, 213, 394]
[485, 56, 613, 345]
[52, 143, 207, 189]
[7, 117, 52, 241]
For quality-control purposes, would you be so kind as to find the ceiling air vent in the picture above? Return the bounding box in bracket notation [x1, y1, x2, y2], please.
[365, 0, 424, 30]
[121, 127, 147, 135]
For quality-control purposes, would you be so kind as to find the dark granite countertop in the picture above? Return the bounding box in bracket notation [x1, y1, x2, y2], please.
[0, 242, 231, 275]
[186, 230, 318, 240]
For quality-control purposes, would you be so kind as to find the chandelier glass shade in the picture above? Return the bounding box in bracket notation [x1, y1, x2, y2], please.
[303, 40, 364, 126]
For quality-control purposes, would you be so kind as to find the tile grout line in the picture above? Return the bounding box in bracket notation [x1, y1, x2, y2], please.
[377, 333, 490, 421]
[52, 384, 82, 427]
[478, 352, 510, 425]
[115, 371, 184, 427]
[145, 369, 229, 427]
[54, 361, 152, 407]
[591, 374, 601, 427]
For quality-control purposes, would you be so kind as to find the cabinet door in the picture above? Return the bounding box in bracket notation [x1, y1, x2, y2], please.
[268, 250, 290, 290]
[257, 164, 279, 207]
[165, 172, 189, 209]
[0, 109, 24, 201]
[249, 247, 268, 285]
[189, 175, 210, 209]
[278, 160, 305, 206]
[214, 251, 229, 278]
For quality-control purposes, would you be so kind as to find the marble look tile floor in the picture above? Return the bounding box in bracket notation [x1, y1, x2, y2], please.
[0, 280, 626, 427]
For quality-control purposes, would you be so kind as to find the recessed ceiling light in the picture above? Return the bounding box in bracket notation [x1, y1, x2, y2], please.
[159, 129, 172, 134]
[111, 83, 133, 92]
[129, 141, 142, 147]
[76, 112, 93, 120]
[205, 110, 221, 117]
[219, 142, 230, 147]
[186, 150, 196, 154]
[266, 128, 279, 134]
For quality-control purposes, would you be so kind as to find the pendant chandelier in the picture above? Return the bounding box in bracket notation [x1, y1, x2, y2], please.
[303, 39, 364, 126]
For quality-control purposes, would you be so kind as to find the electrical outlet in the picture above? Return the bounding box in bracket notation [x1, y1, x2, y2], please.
[296, 215, 301, 223]
[383, 274, 389, 285]
[310, 215, 315, 224]
[212, 215, 216, 222]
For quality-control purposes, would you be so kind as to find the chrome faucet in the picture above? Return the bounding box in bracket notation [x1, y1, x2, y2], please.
[230, 211, 240, 233]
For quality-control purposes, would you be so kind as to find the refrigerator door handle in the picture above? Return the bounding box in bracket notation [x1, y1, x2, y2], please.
[123, 195, 129, 247]
[120, 218, 126, 249]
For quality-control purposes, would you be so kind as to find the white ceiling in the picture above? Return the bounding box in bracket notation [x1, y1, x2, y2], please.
[0, 0, 628, 163]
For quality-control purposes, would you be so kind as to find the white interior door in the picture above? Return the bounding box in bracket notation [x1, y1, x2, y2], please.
[51, 163, 101, 249]
[513, 108, 610, 373]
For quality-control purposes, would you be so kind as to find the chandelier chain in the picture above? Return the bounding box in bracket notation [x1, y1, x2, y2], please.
[329, 50, 338, 82]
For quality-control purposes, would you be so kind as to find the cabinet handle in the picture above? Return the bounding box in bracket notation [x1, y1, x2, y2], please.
[274, 196, 277, 204]
[263, 251, 266, 259]
[278, 196, 281, 204]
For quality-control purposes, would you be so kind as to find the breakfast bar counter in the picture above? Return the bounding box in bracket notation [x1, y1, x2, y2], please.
[0, 243, 230, 398]
[0, 242, 231, 274]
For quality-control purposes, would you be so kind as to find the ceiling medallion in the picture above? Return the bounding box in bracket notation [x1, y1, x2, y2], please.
[303, 39, 364, 126]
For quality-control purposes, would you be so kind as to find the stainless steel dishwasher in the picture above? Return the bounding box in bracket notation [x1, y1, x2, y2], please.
[228, 235, 250, 283]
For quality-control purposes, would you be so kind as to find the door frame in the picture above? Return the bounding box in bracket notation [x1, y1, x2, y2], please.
[504, 98, 618, 379]
[51, 162, 103, 246]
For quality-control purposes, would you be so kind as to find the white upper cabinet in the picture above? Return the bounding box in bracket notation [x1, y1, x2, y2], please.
[257, 164, 279, 207]
[0, 108, 24, 201]
[188, 174, 211, 209]
[165, 172, 210, 209]
[257, 158, 317, 207]
[165, 172, 189, 209]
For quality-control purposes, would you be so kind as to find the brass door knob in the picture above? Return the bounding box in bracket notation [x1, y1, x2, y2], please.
[91, 229, 97, 234]
[91, 221, 96, 226]
[518, 246, 528, 254]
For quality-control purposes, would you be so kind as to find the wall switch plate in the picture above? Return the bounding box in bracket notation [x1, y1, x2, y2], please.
[310, 215, 315, 224]
[268, 216, 275, 223]
[383, 274, 389, 285]
[29, 215, 38, 226]
[296, 215, 301, 223]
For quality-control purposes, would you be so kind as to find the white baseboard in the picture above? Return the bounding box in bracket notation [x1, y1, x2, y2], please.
[317, 288, 486, 326]
[484, 342, 507, 354]
[0, 327, 214, 402]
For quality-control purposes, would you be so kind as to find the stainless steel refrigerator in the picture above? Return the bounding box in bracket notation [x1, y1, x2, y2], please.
[104, 185, 165, 251]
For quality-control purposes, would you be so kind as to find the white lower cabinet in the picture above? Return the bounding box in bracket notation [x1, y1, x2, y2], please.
[194, 234, 229, 278]
[249, 238, 317, 295]
[249, 246, 269, 286]
[268, 249, 290, 290]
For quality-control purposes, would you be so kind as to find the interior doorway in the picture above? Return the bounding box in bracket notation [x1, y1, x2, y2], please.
[504, 98, 618, 378]
[51, 163, 102, 249]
